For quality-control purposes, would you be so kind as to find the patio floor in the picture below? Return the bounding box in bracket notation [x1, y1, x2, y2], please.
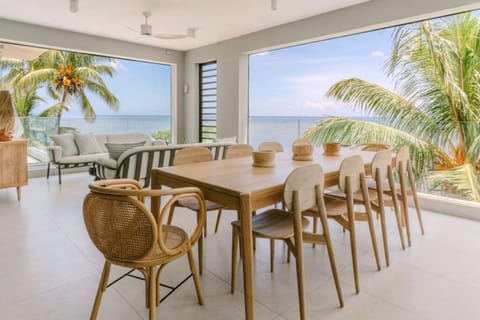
[1, 172, 479, 319]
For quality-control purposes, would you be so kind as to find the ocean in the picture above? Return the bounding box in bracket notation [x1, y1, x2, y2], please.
[30, 115, 371, 148]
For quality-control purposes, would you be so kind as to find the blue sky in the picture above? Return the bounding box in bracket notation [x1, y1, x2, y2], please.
[249, 27, 395, 117]
[36, 59, 171, 118]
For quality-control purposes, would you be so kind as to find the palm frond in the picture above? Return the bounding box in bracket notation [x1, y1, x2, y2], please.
[303, 117, 453, 175]
[429, 164, 480, 201]
[82, 80, 119, 110]
[39, 102, 70, 117]
[326, 78, 451, 148]
[16, 69, 56, 90]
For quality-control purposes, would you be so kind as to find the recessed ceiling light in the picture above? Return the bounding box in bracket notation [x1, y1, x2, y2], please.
[271, 0, 278, 11]
[70, 0, 79, 13]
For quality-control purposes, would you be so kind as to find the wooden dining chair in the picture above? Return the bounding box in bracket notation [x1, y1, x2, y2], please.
[306, 155, 381, 294]
[367, 149, 406, 266]
[231, 164, 344, 320]
[225, 144, 254, 159]
[83, 179, 205, 320]
[258, 141, 284, 152]
[391, 146, 425, 246]
[167, 146, 225, 274]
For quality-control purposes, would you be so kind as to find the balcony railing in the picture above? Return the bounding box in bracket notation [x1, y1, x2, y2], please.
[19, 115, 171, 165]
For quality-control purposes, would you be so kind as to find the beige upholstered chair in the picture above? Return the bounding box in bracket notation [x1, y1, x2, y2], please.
[225, 144, 254, 159]
[306, 155, 381, 294]
[83, 179, 205, 320]
[231, 165, 344, 320]
[258, 141, 284, 152]
[167, 147, 225, 274]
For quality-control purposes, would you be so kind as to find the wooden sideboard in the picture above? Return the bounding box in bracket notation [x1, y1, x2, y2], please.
[0, 140, 28, 201]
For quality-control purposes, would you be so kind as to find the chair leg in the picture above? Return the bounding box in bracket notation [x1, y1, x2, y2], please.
[379, 211, 389, 267]
[347, 205, 360, 294]
[90, 261, 111, 320]
[231, 227, 239, 293]
[408, 164, 425, 235]
[197, 211, 204, 274]
[58, 166, 62, 184]
[319, 210, 344, 307]
[312, 217, 318, 248]
[292, 231, 306, 320]
[155, 264, 167, 306]
[388, 168, 405, 250]
[270, 239, 275, 273]
[46, 162, 50, 179]
[187, 249, 204, 305]
[214, 209, 223, 233]
[204, 212, 208, 236]
[361, 178, 381, 271]
[399, 171, 412, 247]
[167, 204, 176, 225]
[148, 266, 157, 320]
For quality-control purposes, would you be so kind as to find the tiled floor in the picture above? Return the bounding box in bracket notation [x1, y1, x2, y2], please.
[1, 172, 480, 319]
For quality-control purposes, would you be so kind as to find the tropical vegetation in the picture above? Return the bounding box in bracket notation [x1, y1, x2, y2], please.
[305, 13, 480, 201]
[0, 50, 119, 125]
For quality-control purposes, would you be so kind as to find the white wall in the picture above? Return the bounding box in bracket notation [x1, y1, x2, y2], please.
[184, 0, 480, 143]
[0, 18, 185, 142]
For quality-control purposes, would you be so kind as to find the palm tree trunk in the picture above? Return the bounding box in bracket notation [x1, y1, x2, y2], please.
[57, 91, 68, 134]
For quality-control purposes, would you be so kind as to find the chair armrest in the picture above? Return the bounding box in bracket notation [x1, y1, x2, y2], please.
[157, 189, 206, 255]
[47, 146, 62, 163]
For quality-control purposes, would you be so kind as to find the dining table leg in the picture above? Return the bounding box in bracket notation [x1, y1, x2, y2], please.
[239, 193, 255, 320]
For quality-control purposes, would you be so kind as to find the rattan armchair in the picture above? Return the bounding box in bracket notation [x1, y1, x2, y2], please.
[83, 179, 205, 320]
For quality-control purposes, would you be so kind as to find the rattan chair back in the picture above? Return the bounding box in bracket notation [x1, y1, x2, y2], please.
[84, 192, 157, 261]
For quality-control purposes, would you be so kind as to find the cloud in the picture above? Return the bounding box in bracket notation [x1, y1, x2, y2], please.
[110, 60, 127, 71]
[370, 51, 385, 57]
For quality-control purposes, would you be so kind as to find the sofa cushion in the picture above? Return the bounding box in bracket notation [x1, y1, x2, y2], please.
[74, 133, 102, 155]
[95, 135, 108, 153]
[58, 152, 109, 164]
[105, 141, 146, 160]
[50, 134, 78, 157]
[96, 157, 118, 170]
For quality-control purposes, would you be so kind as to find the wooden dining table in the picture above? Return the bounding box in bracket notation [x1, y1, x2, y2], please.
[151, 148, 376, 320]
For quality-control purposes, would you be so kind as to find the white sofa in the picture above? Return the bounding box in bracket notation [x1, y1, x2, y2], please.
[93, 141, 235, 187]
[47, 132, 164, 184]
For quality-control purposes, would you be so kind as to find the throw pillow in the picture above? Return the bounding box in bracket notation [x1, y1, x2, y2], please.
[105, 141, 146, 160]
[50, 134, 79, 157]
[74, 133, 102, 155]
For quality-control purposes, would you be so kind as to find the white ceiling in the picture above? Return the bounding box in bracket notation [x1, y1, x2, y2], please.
[0, 0, 371, 51]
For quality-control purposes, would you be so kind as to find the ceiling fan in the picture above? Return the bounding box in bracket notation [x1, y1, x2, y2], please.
[127, 11, 196, 40]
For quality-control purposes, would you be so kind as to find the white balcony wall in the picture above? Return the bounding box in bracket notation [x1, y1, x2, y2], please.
[184, 0, 480, 143]
[0, 18, 185, 143]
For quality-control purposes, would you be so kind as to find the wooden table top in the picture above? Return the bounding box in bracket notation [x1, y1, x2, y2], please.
[152, 147, 376, 196]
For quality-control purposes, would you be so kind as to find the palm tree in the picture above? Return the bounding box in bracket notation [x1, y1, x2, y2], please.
[16, 50, 119, 125]
[304, 13, 480, 201]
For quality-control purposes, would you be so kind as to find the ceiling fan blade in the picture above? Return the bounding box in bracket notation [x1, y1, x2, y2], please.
[152, 33, 187, 40]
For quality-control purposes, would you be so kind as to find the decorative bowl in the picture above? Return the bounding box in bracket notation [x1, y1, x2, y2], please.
[323, 142, 341, 156]
[252, 150, 276, 167]
[292, 140, 314, 161]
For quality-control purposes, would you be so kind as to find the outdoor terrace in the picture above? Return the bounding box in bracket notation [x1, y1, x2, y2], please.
[1, 173, 479, 319]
